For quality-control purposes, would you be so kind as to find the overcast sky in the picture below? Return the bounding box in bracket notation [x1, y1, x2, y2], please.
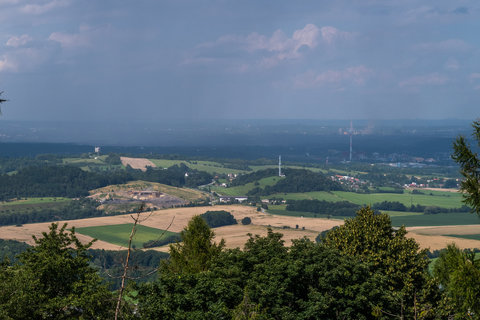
[1, 0, 479, 122]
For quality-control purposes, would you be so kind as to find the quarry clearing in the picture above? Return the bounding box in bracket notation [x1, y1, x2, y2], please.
[120, 157, 156, 171]
[1, 205, 479, 252]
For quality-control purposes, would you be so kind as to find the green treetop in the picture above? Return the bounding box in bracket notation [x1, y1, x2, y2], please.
[452, 119, 480, 215]
[0, 223, 115, 319]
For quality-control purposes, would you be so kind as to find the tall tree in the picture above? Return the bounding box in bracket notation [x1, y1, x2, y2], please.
[164, 215, 225, 274]
[452, 119, 480, 215]
[433, 244, 480, 317]
[0, 223, 116, 319]
[322, 207, 433, 318]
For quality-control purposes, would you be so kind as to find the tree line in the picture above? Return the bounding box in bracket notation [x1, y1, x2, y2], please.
[0, 163, 212, 201]
[244, 169, 343, 196]
[286, 199, 361, 216]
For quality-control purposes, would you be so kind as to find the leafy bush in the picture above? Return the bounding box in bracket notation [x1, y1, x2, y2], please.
[241, 217, 252, 225]
[200, 210, 237, 228]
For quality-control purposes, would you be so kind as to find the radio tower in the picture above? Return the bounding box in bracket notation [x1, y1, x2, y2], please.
[349, 120, 353, 162]
[278, 155, 282, 177]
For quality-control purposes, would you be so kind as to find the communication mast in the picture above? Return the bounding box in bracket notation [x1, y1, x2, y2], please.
[278, 155, 285, 177]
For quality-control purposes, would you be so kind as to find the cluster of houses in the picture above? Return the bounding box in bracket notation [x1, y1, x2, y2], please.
[331, 174, 365, 190]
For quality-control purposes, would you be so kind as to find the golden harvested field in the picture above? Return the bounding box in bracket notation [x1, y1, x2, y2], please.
[1, 205, 480, 252]
[120, 157, 156, 171]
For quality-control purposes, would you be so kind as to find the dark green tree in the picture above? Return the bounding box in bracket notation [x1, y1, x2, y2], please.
[0, 223, 116, 319]
[165, 215, 225, 274]
[452, 119, 480, 215]
[432, 244, 480, 317]
[322, 207, 433, 318]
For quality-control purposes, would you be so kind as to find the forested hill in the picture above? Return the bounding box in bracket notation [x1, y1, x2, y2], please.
[237, 168, 343, 196]
[0, 164, 212, 200]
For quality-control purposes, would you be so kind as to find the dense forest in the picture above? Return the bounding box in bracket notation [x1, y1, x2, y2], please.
[286, 199, 361, 216]
[241, 169, 343, 196]
[0, 198, 119, 226]
[0, 163, 212, 201]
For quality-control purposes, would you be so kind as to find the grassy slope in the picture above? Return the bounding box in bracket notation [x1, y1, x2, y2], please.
[0, 197, 71, 214]
[76, 224, 177, 248]
[211, 176, 284, 196]
[390, 213, 480, 227]
[269, 190, 463, 208]
[149, 159, 248, 175]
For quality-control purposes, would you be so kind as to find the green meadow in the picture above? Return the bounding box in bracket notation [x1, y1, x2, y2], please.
[390, 212, 480, 227]
[149, 159, 248, 175]
[0, 197, 71, 214]
[269, 190, 463, 209]
[76, 224, 177, 248]
[443, 234, 480, 241]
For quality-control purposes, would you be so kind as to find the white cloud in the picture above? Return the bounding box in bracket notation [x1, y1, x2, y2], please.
[414, 39, 470, 52]
[0, 0, 21, 5]
[6, 34, 32, 47]
[246, 24, 320, 67]
[444, 58, 459, 71]
[48, 31, 89, 48]
[470, 73, 480, 81]
[294, 65, 372, 88]
[0, 55, 17, 72]
[320, 26, 353, 44]
[399, 73, 448, 87]
[190, 24, 353, 70]
[21, 0, 69, 14]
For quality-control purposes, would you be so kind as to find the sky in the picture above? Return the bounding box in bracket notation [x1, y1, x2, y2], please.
[0, 0, 480, 122]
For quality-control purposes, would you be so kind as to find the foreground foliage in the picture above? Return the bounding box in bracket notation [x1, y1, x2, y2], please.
[452, 119, 480, 215]
[0, 223, 116, 319]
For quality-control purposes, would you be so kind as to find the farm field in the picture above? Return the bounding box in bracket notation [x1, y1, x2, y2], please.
[446, 234, 480, 241]
[149, 159, 248, 175]
[0, 197, 71, 214]
[270, 190, 464, 208]
[120, 157, 157, 171]
[1, 205, 480, 252]
[76, 224, 176, 248]
[390, 212, 480, 227]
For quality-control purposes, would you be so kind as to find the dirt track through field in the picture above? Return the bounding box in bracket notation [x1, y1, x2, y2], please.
[1, 205, 480, 251]
[120, 157, 156, 171]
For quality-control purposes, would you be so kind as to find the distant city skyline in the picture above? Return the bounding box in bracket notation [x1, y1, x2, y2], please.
[0, 1, 479, 122]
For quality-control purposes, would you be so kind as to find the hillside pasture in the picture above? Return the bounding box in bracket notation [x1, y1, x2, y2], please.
[212, 176, 283, 196]
[390, 212, 480, 227]
[149, 159, 248, 175]
[0, 197, 71, 214]
[270, 190, 464, 209]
